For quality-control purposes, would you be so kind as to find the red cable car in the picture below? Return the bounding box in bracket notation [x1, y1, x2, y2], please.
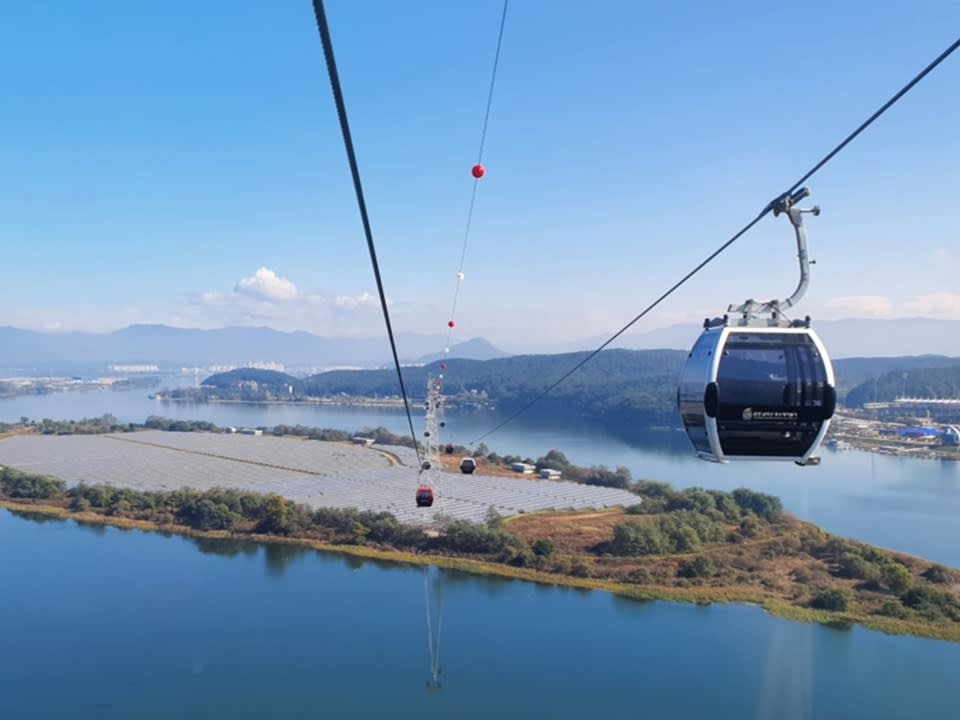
[416, 486, 434, 508]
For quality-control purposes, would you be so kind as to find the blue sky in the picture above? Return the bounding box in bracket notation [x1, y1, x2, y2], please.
[1, 1, 957, 350]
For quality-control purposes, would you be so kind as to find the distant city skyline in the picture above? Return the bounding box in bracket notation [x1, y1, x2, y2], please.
[1, 1, 957, 349]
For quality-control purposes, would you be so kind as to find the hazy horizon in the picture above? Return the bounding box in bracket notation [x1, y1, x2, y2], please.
[4, 316, 960, 361]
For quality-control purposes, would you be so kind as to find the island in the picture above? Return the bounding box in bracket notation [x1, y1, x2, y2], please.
[1, 417, 958, 643]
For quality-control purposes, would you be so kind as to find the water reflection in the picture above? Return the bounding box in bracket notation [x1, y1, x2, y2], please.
[610, 593, 658, 615]
[190, 536, 259, 559]
[72, 519, 108, 536]
[4, 509, 68, 525]
[342, 553, 365, 572]
[186, 535, 310, 576]
[435, 568, 513, 598]
[264, 543, 308, 577]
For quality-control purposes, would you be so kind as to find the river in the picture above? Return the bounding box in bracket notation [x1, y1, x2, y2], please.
[2, 390, 960, 718]
[1, 510, 958, 719]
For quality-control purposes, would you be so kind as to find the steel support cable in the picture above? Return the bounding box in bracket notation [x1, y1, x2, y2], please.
[310, 0, 423, 467]
[442, 0, 509, 356]
[471, 35, 960, 445]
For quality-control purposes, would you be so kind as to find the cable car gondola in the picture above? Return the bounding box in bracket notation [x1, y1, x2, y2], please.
[678, 188, 836, 465]
[416, 486, 435, 508]
[459, 457, 477, 474]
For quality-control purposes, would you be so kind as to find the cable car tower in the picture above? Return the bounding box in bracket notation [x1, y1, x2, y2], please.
[423, 375, 442, 469]
[678, 187, 837, 465]
[417, 375, 444, 510]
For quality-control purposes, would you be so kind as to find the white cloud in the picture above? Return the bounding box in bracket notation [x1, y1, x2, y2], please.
[932, 248, 948, 263]
[820, 293, 960, 321]
[174, 269, 391, 334]
[904, 292, 960, 319]
[334, 292, 379, 310]
[234, 267, 299, 302]
[824, 295, 894, 319]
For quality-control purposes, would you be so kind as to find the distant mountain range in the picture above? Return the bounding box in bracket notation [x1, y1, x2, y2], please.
[1, 318, 958, 375]
[0, 324, 509, 373]
[413, 338, 509, 364]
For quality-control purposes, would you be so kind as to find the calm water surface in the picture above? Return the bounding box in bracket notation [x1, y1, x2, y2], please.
[1, 510, 958, 720]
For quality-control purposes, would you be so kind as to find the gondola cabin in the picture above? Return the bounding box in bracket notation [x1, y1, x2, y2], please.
[678, 322, 836, 464]
[416, 486, 434, 508]
[459, 457, 477, 474]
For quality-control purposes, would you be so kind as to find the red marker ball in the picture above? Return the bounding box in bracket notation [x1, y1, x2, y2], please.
[471, 164, 485, 179]
[440, 363, 447, 370]
[448, 320, 455, 328]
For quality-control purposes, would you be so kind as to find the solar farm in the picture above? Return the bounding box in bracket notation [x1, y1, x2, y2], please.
[0, 431, 639, 525]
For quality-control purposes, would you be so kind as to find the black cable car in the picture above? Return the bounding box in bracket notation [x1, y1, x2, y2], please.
[416, 486, 434, 508]
[459, 457, 477, 474]
[678, 187, 836, 465]
[679, 322, 835, 464]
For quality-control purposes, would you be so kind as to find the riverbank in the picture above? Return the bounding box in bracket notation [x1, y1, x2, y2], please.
[829, 413, 960, 461]
[3, 492, 959, 643]
[155, 393, 494, 410]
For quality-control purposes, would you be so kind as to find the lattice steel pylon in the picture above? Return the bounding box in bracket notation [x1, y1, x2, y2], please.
[423, 375, 444, 512]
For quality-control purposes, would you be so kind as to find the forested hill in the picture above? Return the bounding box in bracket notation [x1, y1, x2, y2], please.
[203, 349, 688, 425]
[846, 365, 960, 407]
[831, 355, 960, 396]
[202, 368, 304, 392]
[200, 350, 960, 419]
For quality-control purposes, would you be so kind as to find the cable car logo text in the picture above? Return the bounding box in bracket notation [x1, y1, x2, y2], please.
[742, 408, 798, 421]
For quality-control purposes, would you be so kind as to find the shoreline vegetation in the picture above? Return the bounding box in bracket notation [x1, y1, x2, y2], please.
[2, 417, 960, 643]
[2, 499, 958, 643]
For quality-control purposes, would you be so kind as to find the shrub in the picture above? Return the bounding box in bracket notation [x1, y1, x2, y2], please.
[532, 538, 555, 557]
[881, 562, 914, 594]
[678, 555, 714, 579]
[923, 565, 952, 584]
[571, 557, 593, 578]
[811, 587, 854, 612]
[0, 468, 66, 499]
[878, 600, 908, 619]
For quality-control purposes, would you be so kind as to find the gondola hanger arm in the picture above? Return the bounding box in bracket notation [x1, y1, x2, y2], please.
[728, 187, 820, 321]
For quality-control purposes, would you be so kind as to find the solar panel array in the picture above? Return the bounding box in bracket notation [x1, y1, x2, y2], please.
[0, 432, 639, 525]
